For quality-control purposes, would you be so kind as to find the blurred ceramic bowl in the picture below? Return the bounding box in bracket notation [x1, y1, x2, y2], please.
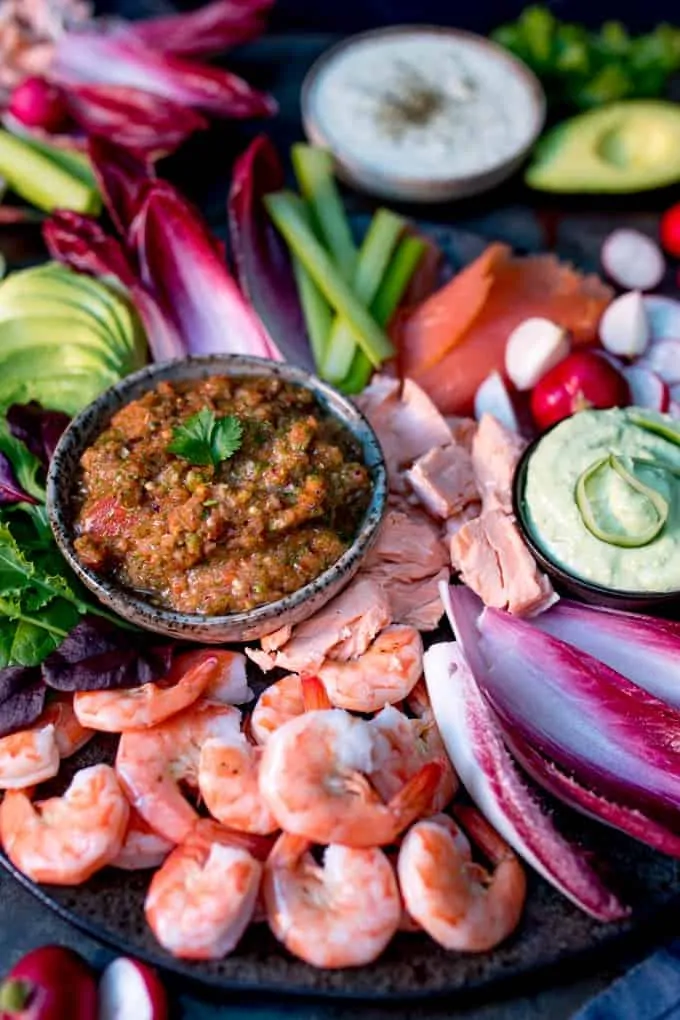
[302, 25, 546, 203]
[47, 354, 387, 643]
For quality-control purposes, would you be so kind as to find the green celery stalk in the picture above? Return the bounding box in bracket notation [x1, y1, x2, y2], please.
[291, 144, 357, 279]
[0, 129, 100, 214]
[322, 208, 405, 383]
[293, 258, 333, 372]
[340, 235, 426, 395]
[16, 134, 99, 191]
[265, 191, 393, 367]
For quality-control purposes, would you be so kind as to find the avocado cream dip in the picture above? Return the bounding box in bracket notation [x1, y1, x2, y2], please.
[523, 407, 680, 592]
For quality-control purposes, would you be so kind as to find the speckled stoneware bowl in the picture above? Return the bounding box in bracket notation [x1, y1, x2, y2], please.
[513, 433, 680, 614]
[47, 355, 387, 643]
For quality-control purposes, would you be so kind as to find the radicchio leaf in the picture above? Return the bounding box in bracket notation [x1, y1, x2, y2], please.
[116, 0, 274, 59]
[0, 452, 40, 505]
[129, 180, 277, 358]
[42, 615, 177, 691]
[229, 135, 313, 371]
[7, 401, 70, 470]
[43, 209, 185, 361]
[0, 665, 45, 737]
[64, 84, 207, 160]
[53, 32, 277, 119]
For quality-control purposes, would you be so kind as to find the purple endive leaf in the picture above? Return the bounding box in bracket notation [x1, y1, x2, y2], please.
[53, 32, 277, 118]
[504, 725, 680, 858]
[65, 84, 207, 160]
[0, 452, 40, 505]
[531, 600, 680, 711]
[229, 135, 313, 371]
[42, 615, 177, 691]
[130, 180, 277, 359]
[0, 666, 46, 738]
[443, 584, 680, 828]
[117, 0, 273, 59]
[86, 135, 154, 235]
[7, 402, 70, 469]
[423, 641, 628, 921]
[43, 209, 185, 361]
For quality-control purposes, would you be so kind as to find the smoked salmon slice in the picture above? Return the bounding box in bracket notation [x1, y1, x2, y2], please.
[396, 243, 613, 416]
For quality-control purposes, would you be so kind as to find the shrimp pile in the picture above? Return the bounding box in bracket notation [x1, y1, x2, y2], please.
[0, 643, 526, 969]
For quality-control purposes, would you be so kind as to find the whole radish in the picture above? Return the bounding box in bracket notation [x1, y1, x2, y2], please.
[660, 203, 680, 259]
[8, 79, 69, 133]
[530, 351, 630, 430]
[0, 946, 97, 1020]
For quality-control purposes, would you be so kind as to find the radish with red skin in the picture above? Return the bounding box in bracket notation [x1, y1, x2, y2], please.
[622, 365, 670, 412]
[660, 203, 680, 259]
[530, 350, 630, 430]
[640, 340, 680, 385]
[598, 290, 649, 358]
[601, 229, 665, 291]
[0, 945, 97, 1020]
[98, 958, 168, 1020]
[473, 371, 519, 432]
[8, 78, 70, 133]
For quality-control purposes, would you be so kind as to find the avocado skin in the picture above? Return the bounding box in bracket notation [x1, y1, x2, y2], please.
[526, 100, 680, 193]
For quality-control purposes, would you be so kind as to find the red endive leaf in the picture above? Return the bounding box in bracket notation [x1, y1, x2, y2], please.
[86, 135, 154, 235]
[53, 32, 277, 118]
[117, 0, 274, 59]
[229, 135, 313, 370]
[130, 180, 277, 358]
[65, 84, 207, 160]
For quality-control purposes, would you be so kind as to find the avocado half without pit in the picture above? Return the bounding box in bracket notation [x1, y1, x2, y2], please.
[525, 100, 680, 193]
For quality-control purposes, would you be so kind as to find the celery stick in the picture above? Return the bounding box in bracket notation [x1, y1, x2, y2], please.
[12, 132, 98, 190]
[322, 208, 405, 383]
[291, 144, 357, 279]
[293, 257, 332, 372]
[0, 129, 100, 214]
[340, 235, 426, 395]
[265, 191, 393, 366]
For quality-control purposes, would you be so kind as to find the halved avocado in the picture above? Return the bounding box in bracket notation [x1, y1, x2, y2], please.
[526, 101, 680, 193]
[0, 317, 125, 376]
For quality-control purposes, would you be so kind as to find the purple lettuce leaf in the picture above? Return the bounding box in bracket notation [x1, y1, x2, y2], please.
[229, 135, 313, 370]
[0, 666, 46, 738]
[7, 402, 70, 470]
[42, 615, 177, 691]
[0, 452, 40, 506]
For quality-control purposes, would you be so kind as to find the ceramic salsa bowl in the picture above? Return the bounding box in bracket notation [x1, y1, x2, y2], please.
[47, 354, 387, 643]
[512, 431, 680, 614]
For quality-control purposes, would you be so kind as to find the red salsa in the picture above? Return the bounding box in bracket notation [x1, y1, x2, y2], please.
[73, 375, 372, 615]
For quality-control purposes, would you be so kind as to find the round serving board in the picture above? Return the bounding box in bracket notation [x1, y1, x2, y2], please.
[1, 699, 678, 1000]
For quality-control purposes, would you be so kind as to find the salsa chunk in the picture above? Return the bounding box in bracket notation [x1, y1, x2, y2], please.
[73, 375, 372, 615]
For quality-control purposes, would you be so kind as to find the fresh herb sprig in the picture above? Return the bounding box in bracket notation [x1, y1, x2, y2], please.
[167, 409, 244, 468]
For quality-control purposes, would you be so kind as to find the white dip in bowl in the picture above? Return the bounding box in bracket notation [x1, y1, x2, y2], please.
[302, 26, 546, 202]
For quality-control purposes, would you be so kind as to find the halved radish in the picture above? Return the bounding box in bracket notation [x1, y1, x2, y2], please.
[98, 958, 168, 1020]
[643, 295, 680, 343]
[505, 317, 569, 391]
[598, 290, 649, 358]
[622, 365, 670, 412]
[669, 401, 680, 421]
[474, 371, 519, 432]
[601, 229, 665, 291]
[639, 340, 680, 385]
[670, 383, 680, 403]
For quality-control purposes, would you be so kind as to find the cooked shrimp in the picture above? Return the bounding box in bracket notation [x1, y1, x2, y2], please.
[316, 625, 423, 713]
[300, 674, 332, 710]
[259, 709, 442, 846]
[0, 722, 59, 790]
[250, 673, 304, 746]
[370, 704, 457, 813]
[73, 651, 220, 732]
[397, 809, 526, 952]
[145, 823, 262, 960]
[110, 808, 175, 871]
[42, 695, 94, 758]
[187, 649, 253, 705]
[264, 832, 401, 969]
[199, 732, 279, 835]
[116, 700, 241, 843]
[0, 764, 129, 885]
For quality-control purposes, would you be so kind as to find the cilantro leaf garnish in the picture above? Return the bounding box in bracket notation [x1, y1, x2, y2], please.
[167, 409, 243, 467]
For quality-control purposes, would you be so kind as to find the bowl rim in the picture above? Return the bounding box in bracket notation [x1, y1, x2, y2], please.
[512, 423, 680, 603]
[46, 353, 388, 630]
[301, 23, 547, 192]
